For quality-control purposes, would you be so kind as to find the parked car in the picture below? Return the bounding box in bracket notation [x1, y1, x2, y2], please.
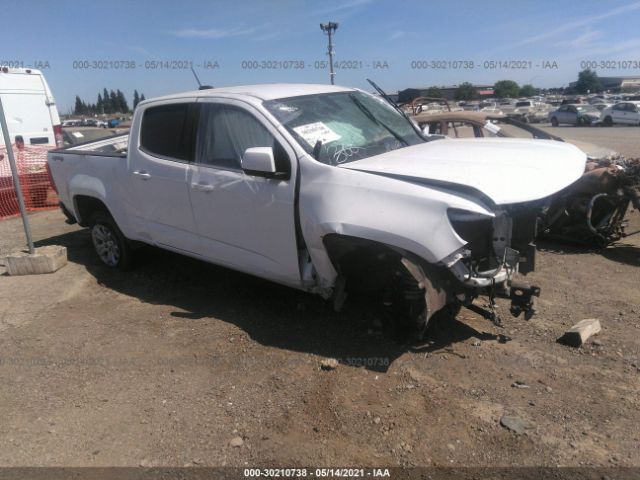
[48, 84, 586, 331]
[548, 104, 600, 126]
[83, 118, 108, 128]
[512, 100, 550, 123]
[599, 102, 640, 126]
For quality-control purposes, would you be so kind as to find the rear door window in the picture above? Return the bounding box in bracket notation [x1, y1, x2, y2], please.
[140, 103, 199, 161]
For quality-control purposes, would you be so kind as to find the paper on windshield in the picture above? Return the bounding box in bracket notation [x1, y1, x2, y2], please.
[484, 121, 501, 134]
[293, 122, 341, 147]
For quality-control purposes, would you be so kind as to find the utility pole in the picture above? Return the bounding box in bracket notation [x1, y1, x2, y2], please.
[0, 96, 34, 254]
[320, 22, 338, 85]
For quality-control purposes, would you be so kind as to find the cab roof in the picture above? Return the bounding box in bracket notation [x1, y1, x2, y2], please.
[143, 83, 356, 104]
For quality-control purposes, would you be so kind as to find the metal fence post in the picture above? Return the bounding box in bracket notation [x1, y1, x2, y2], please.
[0, 95, 35, 254]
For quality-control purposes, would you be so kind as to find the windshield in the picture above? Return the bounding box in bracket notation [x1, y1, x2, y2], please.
[515, 101, 531, 107]
[264, 91, 424, 165]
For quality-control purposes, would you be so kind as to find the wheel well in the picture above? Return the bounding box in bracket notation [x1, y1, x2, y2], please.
[322, 234, 407, 293]
[73, 195, 110, 227]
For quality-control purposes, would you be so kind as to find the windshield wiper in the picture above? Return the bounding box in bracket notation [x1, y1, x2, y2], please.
[349, 94, 408, 147]
[313, 139, 322, 160]
[367, 78, 425, 138]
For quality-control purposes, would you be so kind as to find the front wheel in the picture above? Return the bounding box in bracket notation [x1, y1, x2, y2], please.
[550, 117, 558, 127]
[90, 211, 132, 270]
[603, 116, 613, 126]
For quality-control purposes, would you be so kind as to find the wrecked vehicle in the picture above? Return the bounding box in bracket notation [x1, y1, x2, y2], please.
[47, 84, 586, 332]
[413, 110, 640, 246]
[414, 111, 620, 161]
[540, 158, 640, 246]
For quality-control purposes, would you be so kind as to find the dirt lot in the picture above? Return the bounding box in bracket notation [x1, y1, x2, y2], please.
[0, 176, 639, 467]
[536, 123, 640, 159]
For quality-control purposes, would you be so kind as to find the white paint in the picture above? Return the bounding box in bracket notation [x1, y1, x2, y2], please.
[48, 83, 587, 304]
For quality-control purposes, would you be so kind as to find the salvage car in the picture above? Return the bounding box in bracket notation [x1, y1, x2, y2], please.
[47, 84, 586, 332]
[548, 104, 600, 126]
[414, 111, 619, 161]
[413, 110, 639, 246]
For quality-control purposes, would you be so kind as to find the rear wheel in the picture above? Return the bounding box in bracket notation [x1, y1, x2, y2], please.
[550, 117, 558, 127]
[89, 211, 132, 270]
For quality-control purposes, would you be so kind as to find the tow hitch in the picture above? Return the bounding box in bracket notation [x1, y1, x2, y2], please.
[465, 281, 541, 326]
[506, 281, 541, 320]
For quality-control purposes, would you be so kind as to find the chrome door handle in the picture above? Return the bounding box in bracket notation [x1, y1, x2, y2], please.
[133, 170, 151, 180]
[192, 183, 214, 192]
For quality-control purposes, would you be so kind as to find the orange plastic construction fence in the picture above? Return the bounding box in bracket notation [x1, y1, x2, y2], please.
[0, 144, 58, 219]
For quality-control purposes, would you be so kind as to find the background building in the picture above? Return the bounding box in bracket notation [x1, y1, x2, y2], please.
[398, 85, 494, 103]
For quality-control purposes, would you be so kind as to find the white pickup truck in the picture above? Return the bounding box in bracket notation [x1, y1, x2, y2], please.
[47, 84, 586, 331]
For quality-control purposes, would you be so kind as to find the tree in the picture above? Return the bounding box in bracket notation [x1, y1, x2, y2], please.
[140, 93, 146, 102]
[494, 80, 520, 98]
[97, 94, 104, 114]
[575, 69, 603, 94]
[454, 82, 477, 101]
[102, 88, 111, 113]
[425, 86, 442, 98]
[74, 96, 83, 115]
[133, 90, 140, 108]
[109, 90, 119, 113]
[519, 84, 536, 97]
[116, 89, 129, 112]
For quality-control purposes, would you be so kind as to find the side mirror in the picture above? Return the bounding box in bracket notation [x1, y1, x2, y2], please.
[241, 147, 277, 178]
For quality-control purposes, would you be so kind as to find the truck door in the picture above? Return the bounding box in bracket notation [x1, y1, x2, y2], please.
[187, 99, 301, 288]
[127, 100, 200, 253]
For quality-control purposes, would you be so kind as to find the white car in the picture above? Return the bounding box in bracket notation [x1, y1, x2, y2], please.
[47, 84, 586, 331]
[600, 101, 640, 126]
[0, 67, 63, 147]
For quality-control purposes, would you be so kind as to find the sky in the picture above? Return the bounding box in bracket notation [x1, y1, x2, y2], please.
[4, 0, 640, 112]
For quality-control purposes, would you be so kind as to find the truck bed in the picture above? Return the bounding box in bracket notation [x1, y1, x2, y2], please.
[47, 133, 132, 226]
[59, 133, 129, 156]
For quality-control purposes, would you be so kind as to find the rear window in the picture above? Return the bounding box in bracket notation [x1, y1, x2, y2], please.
[140, 103, 196, 161]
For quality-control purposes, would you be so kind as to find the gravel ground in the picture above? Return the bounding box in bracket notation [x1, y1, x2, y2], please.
[0, 140, 638, 469]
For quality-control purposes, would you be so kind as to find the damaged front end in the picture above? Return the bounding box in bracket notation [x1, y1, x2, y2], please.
[540, 158, 640, 247]
[437, 204, 541, 324]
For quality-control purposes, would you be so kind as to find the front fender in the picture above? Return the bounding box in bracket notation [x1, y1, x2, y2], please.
[298, 156, 493, 287]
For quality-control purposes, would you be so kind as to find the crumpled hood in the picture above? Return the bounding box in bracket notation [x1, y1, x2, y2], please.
[340, 138, 586, 205]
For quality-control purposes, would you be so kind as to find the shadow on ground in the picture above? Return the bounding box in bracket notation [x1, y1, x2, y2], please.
[537, 238, 640, 267]
[32, 229, 505, 372]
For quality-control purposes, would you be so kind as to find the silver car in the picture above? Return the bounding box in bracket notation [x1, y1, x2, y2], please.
[548, 104, 600, 126]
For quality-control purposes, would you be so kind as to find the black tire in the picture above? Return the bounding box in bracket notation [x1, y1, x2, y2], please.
[550, 117, 558, 127]
[89, 211, 132, 270]
[603, 116, 613, 126]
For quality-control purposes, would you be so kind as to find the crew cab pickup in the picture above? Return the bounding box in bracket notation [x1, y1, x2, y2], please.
[47, 84, 586, 331]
